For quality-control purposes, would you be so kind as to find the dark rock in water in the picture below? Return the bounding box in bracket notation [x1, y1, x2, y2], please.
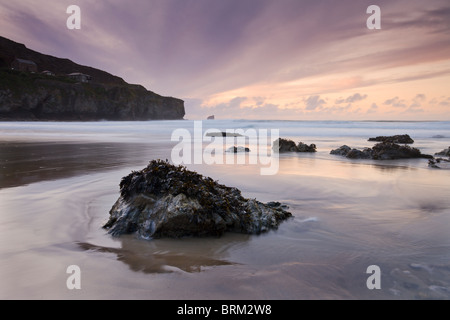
[103, 160, 292, 239]
[274, 138, 298, 152]
[330, 145, 351, 157]
[275, 138, 297, 152]
[330, 145, 371, 159]
[297, 142, 317, 153]
[330, 142, 432, 160]
[273, 138, 317, 153]
[435, 147, 450, 157]
[368, 134, 414, 144]
[206, 131, 243, 137]
[346, 148, 372, 159]
[227, 146, 250, 153]
[428, 159, 441, 169]
[207, 115, 215, 120]
[371, 142, 432, 160]
[429, 157, 450, 169]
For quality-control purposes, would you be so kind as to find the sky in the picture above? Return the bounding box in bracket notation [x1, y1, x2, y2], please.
[1, 0, 449, 120]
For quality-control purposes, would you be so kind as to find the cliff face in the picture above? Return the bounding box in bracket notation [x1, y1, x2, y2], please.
[0, 36, 185, 121]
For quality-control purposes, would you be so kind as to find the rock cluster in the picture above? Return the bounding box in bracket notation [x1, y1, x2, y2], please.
[103, 160, 292, 239]
[273, 138, 317, 153]
[331, 134, 432, 160]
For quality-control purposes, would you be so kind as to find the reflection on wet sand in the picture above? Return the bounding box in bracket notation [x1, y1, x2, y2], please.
[0, 141, 159, 189]
[77, 234, 250, 274]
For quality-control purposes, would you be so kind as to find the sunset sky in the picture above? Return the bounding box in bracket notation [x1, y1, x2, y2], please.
[1, 0, 449, 120]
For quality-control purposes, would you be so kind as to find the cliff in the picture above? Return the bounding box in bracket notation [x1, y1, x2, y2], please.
[0, 36, 185, 121]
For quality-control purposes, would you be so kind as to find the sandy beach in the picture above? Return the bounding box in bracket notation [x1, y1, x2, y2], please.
[0, 120, 449, 300]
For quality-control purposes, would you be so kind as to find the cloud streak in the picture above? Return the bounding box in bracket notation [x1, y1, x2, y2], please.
[1, 0, 450, 120]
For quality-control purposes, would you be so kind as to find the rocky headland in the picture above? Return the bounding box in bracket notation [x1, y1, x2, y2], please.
[0, 36, 185, 121]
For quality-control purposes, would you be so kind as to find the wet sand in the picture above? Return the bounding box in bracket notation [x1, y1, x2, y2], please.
[0, 141, 163, 189]
[0, 121, 449, 300]
[1, 140, 449, 300]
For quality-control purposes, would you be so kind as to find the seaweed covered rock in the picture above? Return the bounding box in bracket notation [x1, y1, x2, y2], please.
[330, 145, 372, 159]
[330, 145, 352, 157]
[273, 138, 317, 153]
[368, 134, 415, 144]
[371, 142, 431, 160]
[297, 142, 317, 153]
[330, 142, 432, 160]
[275, 138, 297, 152]
[103, 160, 292, 239]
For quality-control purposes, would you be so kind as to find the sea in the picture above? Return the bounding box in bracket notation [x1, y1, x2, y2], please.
[0, 120, 449, 300]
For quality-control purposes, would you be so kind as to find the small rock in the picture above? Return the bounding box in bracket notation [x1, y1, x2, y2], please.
[274, 138, 298, 152]
[273, 138, 317, 153]
[428, 159, 441, 169]
[368, 134, 415, 144]
[435, 147, 450, 157]
[330, 145, 351, 157]
[297, 142, 317, 153]
[346, 148, 372, 159]
[226, 146, 250, 153]
[206, 131, 243, 137]
[429, 157, 450, 169]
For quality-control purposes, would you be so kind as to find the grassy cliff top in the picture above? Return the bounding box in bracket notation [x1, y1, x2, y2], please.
[0, 36, 126, 86]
